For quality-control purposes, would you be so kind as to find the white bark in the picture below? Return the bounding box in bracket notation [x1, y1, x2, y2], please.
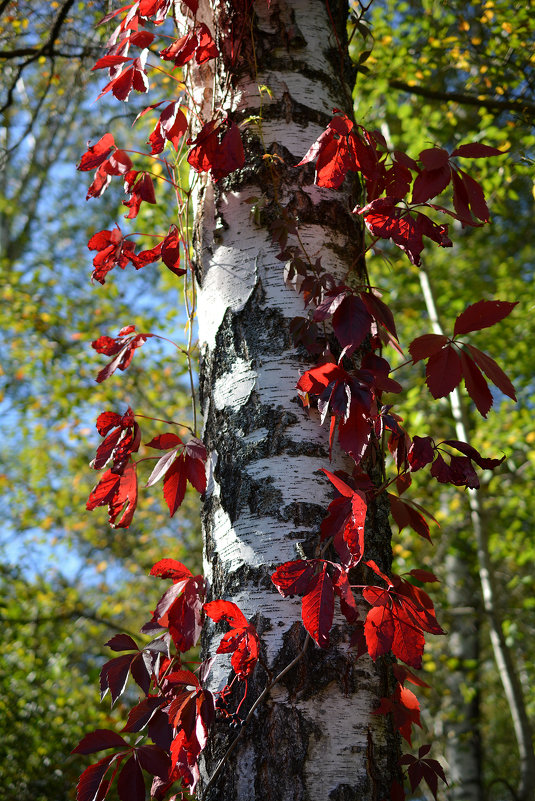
[186, 2, 399, 798]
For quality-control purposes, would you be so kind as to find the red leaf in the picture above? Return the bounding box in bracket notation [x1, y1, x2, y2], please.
[129, 31, 155, 47]
[456, 168, 490, 222]
[391, 602, 425, 669]
[187, 118, 244, 181]
[465, 344, 516, 401]
[97, 52, 149, 102]
[408, 435, 435, 471]
[160, 29, 197, 66]
[136, 745, 171, 779]
[412, 162, 451, 203]
[297, 113, 356, 188]
[105, 633, 139, 652]
[459, 350, 493, 416]
[92, 54, 132, 71]
[230, 629, 259, 678]
[374, 684, 422, 745]
[205, 602, 258, 677]
[149, 103, 188, 154]
[145, 433, 182, 450]
[76, 754, 119, 801]
[453, 299, 517, 336]
[163, 454, 187, 516]
[167, 577, 204, 652]
[364, 604, 395, 661]
[93, 328, 149, 383]
[408, 569, 439, 583]
[392, 664, 430, 688]
[425, 345, 462, 398]
[332, 294, 372, 357]
[344, 490, 367, 560]
[333, 569, 359, 623]
[88, 225, 136, 284]
[400, 747, 448, 799]
[321, 468, 354, 497]
[87, 468, 121, 510]
[87, 461, 138, 529]
[185, 438, 207, 493]
[122, 698, 163, 734]
[110, 462, 138, 528]
[204, 600, 248, 628]
[451, 142, 504, 158]
[96, 411, 123, 435]
[301, 565, 335, 648]
[138, 0, 173, 21]
[271, 560, 316, 596]
[195, 22, 218, 63]
[360, 291, 398, 340]
[358, 198, 452, 266]
[100, 654, 135, 705]
[409, 333, 447, 363]
[161, 224, 185, 275]
[146, 448, 180, 487]
[123, 172, 157, 219]
[441, 439, 504, 470]
[388, 494, 432, 542]
[117, 756, 145, 801]
[418, 146, 449, 170]
[150, 559, 193, 581]
[78, 133, 115, 171]
[73, 729, 129, 755]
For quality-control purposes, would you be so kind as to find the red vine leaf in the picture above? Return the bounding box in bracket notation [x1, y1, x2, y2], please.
[87, 460, 138, 528]
[187, 118, 244, 181]
[204, 600, 259, 677]
[453, 299, 517, 336]
[117, 755, 145, 801]
[271, 560, 316, 596]
[425, 345, 462, 398]
[301, 564, 335, 648]
[163, 453, 187, 516]
[400, 745, 448, 799]
[374, 684, 422, 745]
[73, 730, 129, 755]
[75, 753, 122, 801]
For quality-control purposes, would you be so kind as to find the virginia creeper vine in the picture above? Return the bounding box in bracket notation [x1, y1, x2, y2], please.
[72, 2, 516, 800]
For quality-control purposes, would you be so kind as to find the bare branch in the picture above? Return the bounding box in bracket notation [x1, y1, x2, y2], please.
[388, 79, 535, 116]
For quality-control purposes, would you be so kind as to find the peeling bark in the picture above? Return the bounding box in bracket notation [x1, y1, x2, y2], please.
[185, 2, 399, 798]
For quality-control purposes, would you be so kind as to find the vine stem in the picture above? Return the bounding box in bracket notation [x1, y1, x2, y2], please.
[202, 636, 311, 796]
[134, 413, 191, 431]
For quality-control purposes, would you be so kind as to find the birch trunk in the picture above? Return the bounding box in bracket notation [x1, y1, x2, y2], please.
[443, 553, 482, 801]
[185, 1, 399, 799]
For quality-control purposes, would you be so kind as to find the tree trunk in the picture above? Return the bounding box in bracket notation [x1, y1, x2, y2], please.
[443, 552, 482, 801]
[186, 1, 399, 799]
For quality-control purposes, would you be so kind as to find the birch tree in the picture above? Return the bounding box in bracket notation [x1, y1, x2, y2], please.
[185, 3, 399, 798]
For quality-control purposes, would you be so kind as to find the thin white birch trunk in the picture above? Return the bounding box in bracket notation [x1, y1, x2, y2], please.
[419, 267, 535, 801]
[184, 2, 399, 798]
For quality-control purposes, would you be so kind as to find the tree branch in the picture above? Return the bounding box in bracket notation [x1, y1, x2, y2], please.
[388, 79, 535, 115]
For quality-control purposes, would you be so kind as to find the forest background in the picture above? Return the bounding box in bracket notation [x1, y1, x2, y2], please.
[0, 1, 533, 799]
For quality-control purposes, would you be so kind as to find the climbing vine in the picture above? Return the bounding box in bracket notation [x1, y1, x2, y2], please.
[72, 2, 515, 800]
